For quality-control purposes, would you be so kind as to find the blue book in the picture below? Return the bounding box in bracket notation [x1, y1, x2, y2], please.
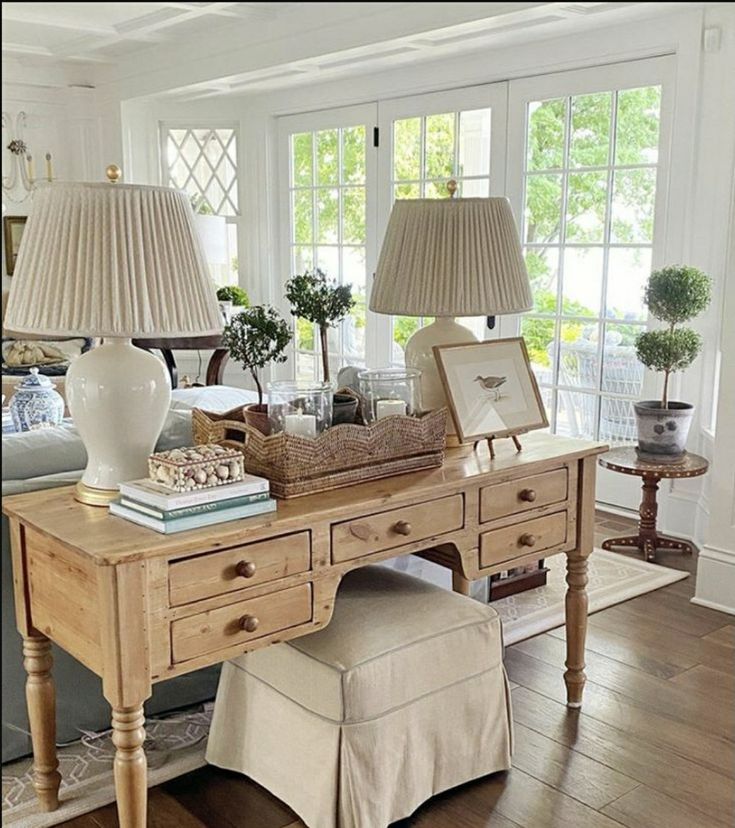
[119, 491, 270, 520]
[109, 497, 276, 534]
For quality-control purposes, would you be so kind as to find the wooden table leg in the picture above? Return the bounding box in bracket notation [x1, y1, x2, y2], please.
[452, 571, 472, 596]
[112, 704, 147, 828]
[23, 636, 61, 812]
[564, 554, 589, 709]
[638, 474, 660, 562]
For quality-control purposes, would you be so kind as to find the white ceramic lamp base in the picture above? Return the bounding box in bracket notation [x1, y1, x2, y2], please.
[404, 317, 478, 440]
[66, 339, 171, 505]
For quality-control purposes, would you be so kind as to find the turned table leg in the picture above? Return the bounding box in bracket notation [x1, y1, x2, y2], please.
[23, 636, 61, 811]
[564, 555, 589, 709]
[112, 705, 147, 828]
[638, 475, 660, 562]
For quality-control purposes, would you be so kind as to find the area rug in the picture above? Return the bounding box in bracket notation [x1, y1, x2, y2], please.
[2, 548, 687, 827]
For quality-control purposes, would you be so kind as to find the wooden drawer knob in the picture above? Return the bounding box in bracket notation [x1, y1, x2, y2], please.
[393, 520, 412, 536]
[520, 533, 537, 547]
[238, 614, 260, 633]
[235, 560, 257, 579]
[519, 488, 537, 502]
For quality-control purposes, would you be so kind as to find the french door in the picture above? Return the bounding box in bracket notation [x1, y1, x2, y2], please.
[506, 58, 674, 508]
[277, 58, 674, 508]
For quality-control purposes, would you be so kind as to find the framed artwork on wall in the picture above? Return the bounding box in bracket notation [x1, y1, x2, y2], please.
[433, 337, 548, 444]
[3, 215, 27, 276]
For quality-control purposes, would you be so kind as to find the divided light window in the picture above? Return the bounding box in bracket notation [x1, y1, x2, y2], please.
[162, 125, 240, 286]
[520, 86, 662, 446]
[288, 126, 368, 379]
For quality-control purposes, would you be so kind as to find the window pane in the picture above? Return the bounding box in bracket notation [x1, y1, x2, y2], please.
[316, 246, 339, 278]
[555, 391, 598, 440]
[525, 174, 563, 244]
[458, 108, 491, 177]
[316, 129, 338, 185]
[316, 188, 339, 244]
[342, 126, 365, 185]
[297, 352, 316, 381]
[296, 318, 315, 351]
[562, 247, 604, 317]
[557, 322, 600, 390]
[395, 182, 420, 199]
[293, 190, 312, 244]
[606, 247, 652, 320]
[566, 171, 607, 243]
[394, 117, 421, 181]
[602, 323, 644, 397]
[342, 187, 365, 244]
[525, 248, 560, 313]
[425, 113, 455, 180]
[292, 245, 314, 273]
[615, 86, 661, 165]
[522, 316, 557, 376]
[392, 316, 421, 365]
[600, 396, 637, 446]
[425, 180, 452, 199]
[611, 168, 656, 243]
[527, 99, 565, 171]
[292, 133, 313, 187]
[570, 92, 612, 168]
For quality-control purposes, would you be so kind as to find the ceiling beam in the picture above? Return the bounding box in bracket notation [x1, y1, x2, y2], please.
[0, 7, 118, 35]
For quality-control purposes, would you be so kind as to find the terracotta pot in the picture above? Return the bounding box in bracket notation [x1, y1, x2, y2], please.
[332, 393, 359, 426]
[634, 400, 694, 462]
[244, 403, 271, 436]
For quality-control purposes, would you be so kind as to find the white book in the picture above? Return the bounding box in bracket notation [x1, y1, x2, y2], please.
[109, 498, 276, 534]
[118, 474, 269, 511]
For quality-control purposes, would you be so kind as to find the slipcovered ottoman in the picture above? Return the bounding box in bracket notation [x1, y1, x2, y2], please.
[206, 565, 513, 828]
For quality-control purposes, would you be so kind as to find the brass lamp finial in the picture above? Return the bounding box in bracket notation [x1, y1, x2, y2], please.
[446, 179, 458, 198]
[106, 164, 122, 184]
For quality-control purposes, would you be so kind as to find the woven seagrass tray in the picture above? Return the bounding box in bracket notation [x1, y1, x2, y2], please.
[191, 407, 447, 498]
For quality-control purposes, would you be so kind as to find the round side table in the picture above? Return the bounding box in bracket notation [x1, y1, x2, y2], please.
[598, 448, 709, 562]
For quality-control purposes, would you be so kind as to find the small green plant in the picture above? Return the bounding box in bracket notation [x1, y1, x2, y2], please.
[216, 285, 250, 307]
[285, 268, 354, 382]
[223, 305, 292, 405]
[635, 265, 711, 407]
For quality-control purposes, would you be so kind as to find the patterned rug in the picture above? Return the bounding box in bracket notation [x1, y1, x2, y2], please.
[2, 549, 687, 827]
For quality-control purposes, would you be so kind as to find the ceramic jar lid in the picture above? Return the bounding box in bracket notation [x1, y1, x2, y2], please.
[15, 367, 56, 392]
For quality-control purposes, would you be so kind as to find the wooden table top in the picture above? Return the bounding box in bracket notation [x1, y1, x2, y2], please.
[2, 432, 606, 566]
[599, 447, 709, 478]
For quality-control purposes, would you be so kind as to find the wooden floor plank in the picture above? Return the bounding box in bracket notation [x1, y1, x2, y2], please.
[668, 663, 735, 701]
[510, 722, 638, 809]
[704, 625, 735, 648]
[547, 620, 696, 679]
[602, 783, 732, 828]
[619, 588, 729, 637]
[510, 634, 734, 742]
[510, 686, 735, 825]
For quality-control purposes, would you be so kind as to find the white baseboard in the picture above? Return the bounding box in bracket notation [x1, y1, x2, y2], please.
[692, 544, 735, 616]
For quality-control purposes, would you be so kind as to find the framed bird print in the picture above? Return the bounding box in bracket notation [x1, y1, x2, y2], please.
[433, 337, 548, 444]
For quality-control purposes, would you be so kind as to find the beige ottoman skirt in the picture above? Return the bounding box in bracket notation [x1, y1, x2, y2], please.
[206, 566, 513, 828]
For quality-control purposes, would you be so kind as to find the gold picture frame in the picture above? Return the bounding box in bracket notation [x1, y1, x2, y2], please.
[3, 215, 27, 276]
[433, 337, 549, 445]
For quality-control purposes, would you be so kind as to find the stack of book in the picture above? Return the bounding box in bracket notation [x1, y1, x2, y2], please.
[110, 473, 275, 534]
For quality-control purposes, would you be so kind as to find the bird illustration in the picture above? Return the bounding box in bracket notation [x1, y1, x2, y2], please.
[474, 375, 507, 401]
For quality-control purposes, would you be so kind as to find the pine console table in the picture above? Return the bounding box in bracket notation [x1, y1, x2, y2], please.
[3, 432, 606, 827]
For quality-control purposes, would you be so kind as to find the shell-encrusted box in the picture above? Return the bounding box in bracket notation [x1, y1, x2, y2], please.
[148, 444, 245, 492]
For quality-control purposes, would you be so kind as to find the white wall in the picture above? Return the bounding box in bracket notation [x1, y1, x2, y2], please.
[2, 81, 104, 291]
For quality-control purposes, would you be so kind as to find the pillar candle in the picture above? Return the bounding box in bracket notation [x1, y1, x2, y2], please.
[284, 409, 317, 437]
[376, 399, 407, 419]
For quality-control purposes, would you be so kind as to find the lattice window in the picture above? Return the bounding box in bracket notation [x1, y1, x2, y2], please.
[164, 127, 239, 217]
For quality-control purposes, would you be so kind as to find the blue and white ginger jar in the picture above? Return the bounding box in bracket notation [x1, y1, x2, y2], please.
[9, 368, 65, 431]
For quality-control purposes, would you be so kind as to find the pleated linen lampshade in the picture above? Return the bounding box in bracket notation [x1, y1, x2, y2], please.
[4, 179, 223, 504]
[370, 197, 533, 426]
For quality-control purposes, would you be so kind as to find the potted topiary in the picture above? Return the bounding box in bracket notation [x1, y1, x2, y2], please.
[223, 305, 292, 434]
[285, 268, 358, 425]
[634, 265, 711, 461]
[216, 285, 250, 322]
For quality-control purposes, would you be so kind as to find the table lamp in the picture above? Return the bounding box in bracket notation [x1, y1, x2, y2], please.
[370, 192, 533, 429]
[3, 168, 223, 505]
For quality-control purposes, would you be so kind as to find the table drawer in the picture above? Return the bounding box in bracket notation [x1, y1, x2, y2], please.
[331, 494, 464, 564]
[171, 583, 312, 663]
[480, 468, 568, 523]
[168, 532, 310, 607]
[480, 511, 568, 568]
